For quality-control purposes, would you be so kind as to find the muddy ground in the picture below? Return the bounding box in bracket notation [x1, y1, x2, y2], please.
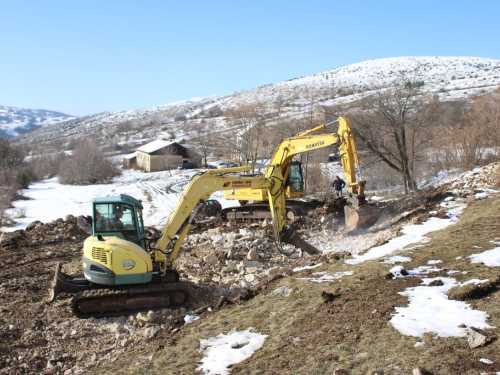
[0, 162, 499, 375]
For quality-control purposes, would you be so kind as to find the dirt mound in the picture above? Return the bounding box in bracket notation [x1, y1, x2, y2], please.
[0, 215, 91, 248]
[1, 162, 498, 374]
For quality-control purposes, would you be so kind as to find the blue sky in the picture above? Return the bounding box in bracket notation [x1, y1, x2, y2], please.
[1, 0, 499, 116]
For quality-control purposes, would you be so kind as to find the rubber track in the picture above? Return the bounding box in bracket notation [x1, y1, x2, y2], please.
[71, 282, 191, 318]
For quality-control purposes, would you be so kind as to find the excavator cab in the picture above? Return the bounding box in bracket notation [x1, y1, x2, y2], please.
[285, 161, 305, 198]
[224, 160, 306, 203]
[93, 194, 147, 249]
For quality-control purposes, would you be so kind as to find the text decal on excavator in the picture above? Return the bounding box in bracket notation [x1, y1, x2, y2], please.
[306, 140, 325, 149]
[122, 259, 135, 270]
[225, 180, 252, 188]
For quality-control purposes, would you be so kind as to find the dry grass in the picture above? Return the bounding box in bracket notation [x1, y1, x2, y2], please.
[92, 194, 500, 375]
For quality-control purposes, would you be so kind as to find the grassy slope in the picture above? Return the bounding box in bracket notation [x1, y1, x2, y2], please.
[92, 193, 500, 375]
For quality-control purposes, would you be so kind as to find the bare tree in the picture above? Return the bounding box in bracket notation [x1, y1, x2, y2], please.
[157, 144, 181, 176]
[0, 138, 25, 171]
[440, 95, 500, 171]
[427, 95, 500, 173]
[468, 94, 500, 161]
[0, 139, 27, 225]
[423, 101, 469, 173]
[226, 102, 269, 167]
[190, 119, 218, 167]
[0, 183, 18, 226]
[59, 138, 121, 185]
[350, 74, 434, 193]
[304, 162, 331, 198]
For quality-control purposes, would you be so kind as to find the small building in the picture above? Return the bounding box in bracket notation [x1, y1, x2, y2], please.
[122, 153, 137, 169]
[136, 140, 201, 172]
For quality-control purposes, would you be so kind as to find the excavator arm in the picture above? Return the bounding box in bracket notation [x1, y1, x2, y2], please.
[335, 117, 366, 207]
[226, 117, 364, 200]
[268, 117, 364, 200]
[224, 116, 377, 232]
[155, 164, 319, 267]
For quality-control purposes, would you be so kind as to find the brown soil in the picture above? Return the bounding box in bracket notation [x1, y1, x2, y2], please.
[1, 162, 499, 374]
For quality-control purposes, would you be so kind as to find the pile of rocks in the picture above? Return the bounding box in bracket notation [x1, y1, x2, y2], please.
[5, 306, 193, 375]
[175, 226, 304, 290]
[452, 161, 500, 190]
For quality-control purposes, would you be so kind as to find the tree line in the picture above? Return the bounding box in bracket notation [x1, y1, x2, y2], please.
[188, 79, 499, 196]
[348, 77, 500, 193]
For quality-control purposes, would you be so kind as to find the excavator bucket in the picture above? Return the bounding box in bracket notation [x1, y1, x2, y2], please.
[344, 205, 379, 233]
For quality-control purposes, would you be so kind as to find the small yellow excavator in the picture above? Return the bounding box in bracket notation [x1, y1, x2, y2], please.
[49, 164, 321, 318]
[223, 117, 378, 232]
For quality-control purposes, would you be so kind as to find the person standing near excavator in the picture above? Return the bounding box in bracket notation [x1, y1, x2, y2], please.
[332, 175, 346, 197]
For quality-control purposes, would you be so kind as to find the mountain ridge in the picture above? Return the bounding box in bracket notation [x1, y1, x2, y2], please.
[0, 105, 75, 138]
[8, 56, 500, 145]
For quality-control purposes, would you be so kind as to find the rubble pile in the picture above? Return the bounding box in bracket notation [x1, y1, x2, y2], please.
[296, 197, 347, 232]
[0, 207, 341, 375]
[452, 161, 500, 190]
[176, 226, 295, 289]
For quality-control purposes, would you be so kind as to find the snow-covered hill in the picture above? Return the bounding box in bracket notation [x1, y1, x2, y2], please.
[0, 106, 75, 138]
[222, 56, 500, 105]
[10, 56, 500, 145]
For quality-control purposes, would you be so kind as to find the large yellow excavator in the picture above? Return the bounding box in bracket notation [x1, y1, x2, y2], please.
[49, 163, 320, 318]
[223, 117, 378, 232]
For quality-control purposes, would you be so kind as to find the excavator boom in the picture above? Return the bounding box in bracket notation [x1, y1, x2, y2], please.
[155, 164, 320, 260]
[224, 117, 377, 233]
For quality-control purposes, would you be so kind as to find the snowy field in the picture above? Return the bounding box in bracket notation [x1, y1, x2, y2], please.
[3, 169, 241, 232]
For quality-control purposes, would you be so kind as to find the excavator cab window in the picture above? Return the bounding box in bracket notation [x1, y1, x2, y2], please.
[287, 162, 304, 193]
[94, 202, 140, 244]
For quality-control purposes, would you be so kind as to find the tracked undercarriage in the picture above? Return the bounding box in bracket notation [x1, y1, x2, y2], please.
[221, 200, 324, 221]
[50, 263, 190, 318]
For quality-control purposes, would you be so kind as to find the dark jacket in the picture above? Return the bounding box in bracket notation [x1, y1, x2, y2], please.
[332, 177, 346, 190]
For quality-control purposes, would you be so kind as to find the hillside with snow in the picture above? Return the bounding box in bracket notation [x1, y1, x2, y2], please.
[10, 56, 500, 146]
[0, 106, 75, 138]
[1, 156, 499, 374]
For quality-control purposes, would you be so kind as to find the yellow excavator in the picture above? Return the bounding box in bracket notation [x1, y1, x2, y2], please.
[49, 163, 321, 318]
[223, 116, 378, 232]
